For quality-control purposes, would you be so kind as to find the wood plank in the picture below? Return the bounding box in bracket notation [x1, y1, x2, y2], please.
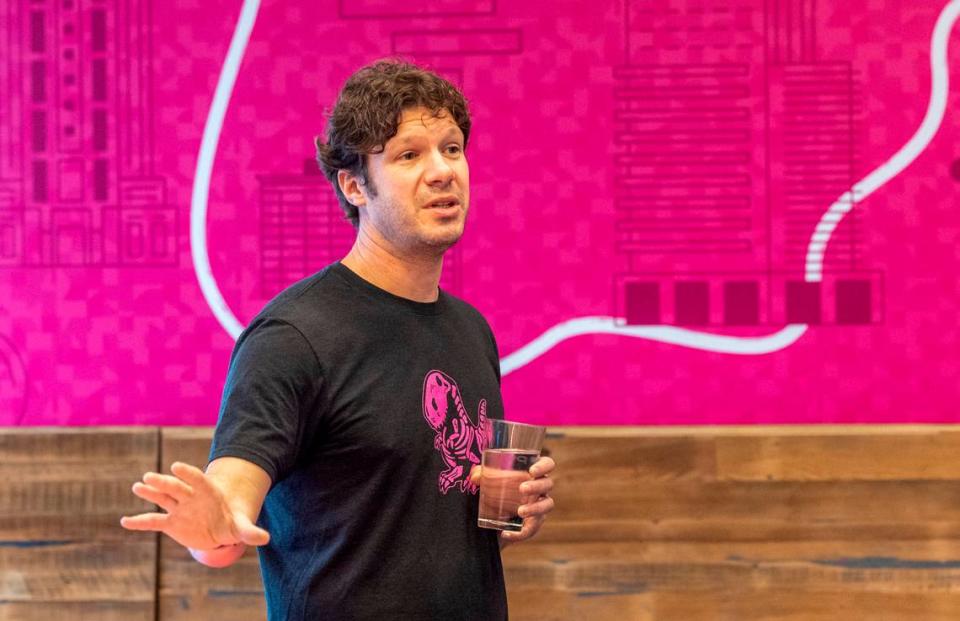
[503, 540, 960, 593]
[538, 474, 960, 541]
[715, 430, 960, 481]
[505, 539, 960, 619]
[157, 427, 266, 621]
[0, 601, 154, 621]
[648, 591, 960, 621]
[543, 434, 718, 482]
[158, 547, 265, 621]
[505, 589, 960, 621]
[505, 588, 655, 621]
[533, 518, 960, 545]
[0, 428, 157, 620]
[537, 427, 960, 544]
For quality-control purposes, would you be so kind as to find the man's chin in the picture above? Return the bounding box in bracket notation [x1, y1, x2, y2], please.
[421, 233, 462, 256]
[419, 222, 465, 253]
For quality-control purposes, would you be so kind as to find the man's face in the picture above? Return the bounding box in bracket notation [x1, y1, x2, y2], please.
[345, 106, 470, 257]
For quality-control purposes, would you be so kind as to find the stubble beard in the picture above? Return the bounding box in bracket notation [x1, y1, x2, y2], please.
[377, 198, 468, 260]
[420, 214, 466, 255]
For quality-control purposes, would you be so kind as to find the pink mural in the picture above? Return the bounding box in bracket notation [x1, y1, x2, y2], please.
[1, 0, 959, 426]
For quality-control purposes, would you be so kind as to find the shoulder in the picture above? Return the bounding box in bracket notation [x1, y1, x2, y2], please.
[229, 265, 345, 360]
[247, 263, 364, 336]
[441, 291, 502, 383]
[256, 264, 339, 319]
[443, 291, 494, 333]
[441, 291, 500, 360]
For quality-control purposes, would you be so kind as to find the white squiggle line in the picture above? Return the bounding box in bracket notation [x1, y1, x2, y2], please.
[501, 1, 958, 375]
[805, 0, 960, 281]
[192, 1, 956, 375]
[190, 0, 261, 340]
[500, 320, 807, 375]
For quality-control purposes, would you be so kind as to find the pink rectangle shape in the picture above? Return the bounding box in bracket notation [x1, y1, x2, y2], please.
[785, 281, 821, 324]
[0, 211, 21, 262]
[723, 281, 760, 325]
[624, 281, 661, 325]
[57, 158, 84, 202]
[51, 209, 91, 265]
[675, 281, 710, 326]
[835, 279, 872, 325]
[119, 207, 177, 264]
[392, 29, 522, 55]
[120, 178, 166, 205]
[340, 0, 494, 18]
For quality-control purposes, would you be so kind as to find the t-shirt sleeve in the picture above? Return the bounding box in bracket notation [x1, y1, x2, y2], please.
[208, 318, 321, 485]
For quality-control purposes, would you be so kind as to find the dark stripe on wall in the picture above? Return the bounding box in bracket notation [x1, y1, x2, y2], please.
[91, 10, 107, 52]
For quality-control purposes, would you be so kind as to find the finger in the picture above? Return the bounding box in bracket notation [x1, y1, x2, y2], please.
[469, 465, 482, 485]
[233, 512, 271, 547]
[143, 472, 193, 501]
[519, 495, 555, 518]
[500, 515, 542, 543]
[171, 462, 210, 489]
[520, 477, 554, 497]
[120, 512, 169, 532]
[132, 483, 178, 513]
[499, 530, 519, 543]
[530, 456, 555, 477]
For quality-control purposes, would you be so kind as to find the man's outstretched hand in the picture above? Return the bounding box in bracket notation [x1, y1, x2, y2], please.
[120, 461, 270, 561]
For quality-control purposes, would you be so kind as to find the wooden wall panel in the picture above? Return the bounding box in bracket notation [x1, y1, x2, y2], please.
[6, 425, 960, 620]
[503, 426, 960, 620]
[0, 428, 157, 621]
[156, 428, 266, 621]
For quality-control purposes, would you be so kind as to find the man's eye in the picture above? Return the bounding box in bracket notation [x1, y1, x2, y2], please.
[399, 151, 417, 161]
[445, 144, 463, 155]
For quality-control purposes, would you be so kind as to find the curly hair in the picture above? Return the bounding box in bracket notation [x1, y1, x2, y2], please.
[315, 59, 472, 228]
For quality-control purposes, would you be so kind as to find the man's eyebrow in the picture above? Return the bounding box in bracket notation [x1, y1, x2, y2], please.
[388, 127, 462, 150]
[386, 135, 420, 150]
[441, 126, 464, 141]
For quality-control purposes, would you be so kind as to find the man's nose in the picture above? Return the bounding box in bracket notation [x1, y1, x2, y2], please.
[424, 149, 455, 186]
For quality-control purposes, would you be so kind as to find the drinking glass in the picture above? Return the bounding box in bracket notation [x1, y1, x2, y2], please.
[477, 419, 546, 532]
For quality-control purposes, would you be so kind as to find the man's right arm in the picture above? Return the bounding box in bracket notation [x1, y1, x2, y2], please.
[188, 456, 272, 567]
[121, 457, 272, 569]
[124, 320, 311, 566]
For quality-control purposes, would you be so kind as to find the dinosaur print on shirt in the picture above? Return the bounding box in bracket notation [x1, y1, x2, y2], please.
[422, 370, 489, 495]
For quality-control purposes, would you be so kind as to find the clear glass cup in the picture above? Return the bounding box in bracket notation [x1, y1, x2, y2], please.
[477, 419, 547, 532]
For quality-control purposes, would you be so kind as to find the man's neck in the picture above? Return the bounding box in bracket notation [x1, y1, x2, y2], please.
[341, 229, 444, 303]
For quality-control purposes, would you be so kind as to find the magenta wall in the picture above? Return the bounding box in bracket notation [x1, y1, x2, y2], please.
[1, 1, 959, 426]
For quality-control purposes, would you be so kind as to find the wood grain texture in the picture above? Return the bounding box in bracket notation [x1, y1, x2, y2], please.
[156, 427, 267, 621]
[0, 428, 157, 620]
[6, 425, 960, 620]
[504, 426, 960, 620]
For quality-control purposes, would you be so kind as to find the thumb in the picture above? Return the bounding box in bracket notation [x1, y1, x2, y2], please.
[233, 511, 270, 547]
[469, 465, 482, 485]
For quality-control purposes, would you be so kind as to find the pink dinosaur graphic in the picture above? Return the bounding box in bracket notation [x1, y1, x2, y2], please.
[422, 370, 489, 495]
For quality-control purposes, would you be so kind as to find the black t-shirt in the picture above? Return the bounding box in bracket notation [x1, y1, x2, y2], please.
[209, 262, 508, 621]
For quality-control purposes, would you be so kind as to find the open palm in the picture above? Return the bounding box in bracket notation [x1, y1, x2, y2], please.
[120, 461, 269, 550]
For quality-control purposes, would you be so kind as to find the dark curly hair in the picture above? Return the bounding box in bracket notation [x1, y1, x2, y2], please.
[315, 59, 472, 228]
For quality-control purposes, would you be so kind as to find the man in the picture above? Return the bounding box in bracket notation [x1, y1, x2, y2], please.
[121, 60, 556, 620]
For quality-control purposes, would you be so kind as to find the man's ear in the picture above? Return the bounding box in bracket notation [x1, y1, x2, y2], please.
[338, 170, 367, 207]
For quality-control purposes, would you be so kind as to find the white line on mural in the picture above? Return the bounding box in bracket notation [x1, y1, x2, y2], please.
[190, 0, 261, 341]
[191, 0, 958, 374]
[804, 0, 960, 281]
